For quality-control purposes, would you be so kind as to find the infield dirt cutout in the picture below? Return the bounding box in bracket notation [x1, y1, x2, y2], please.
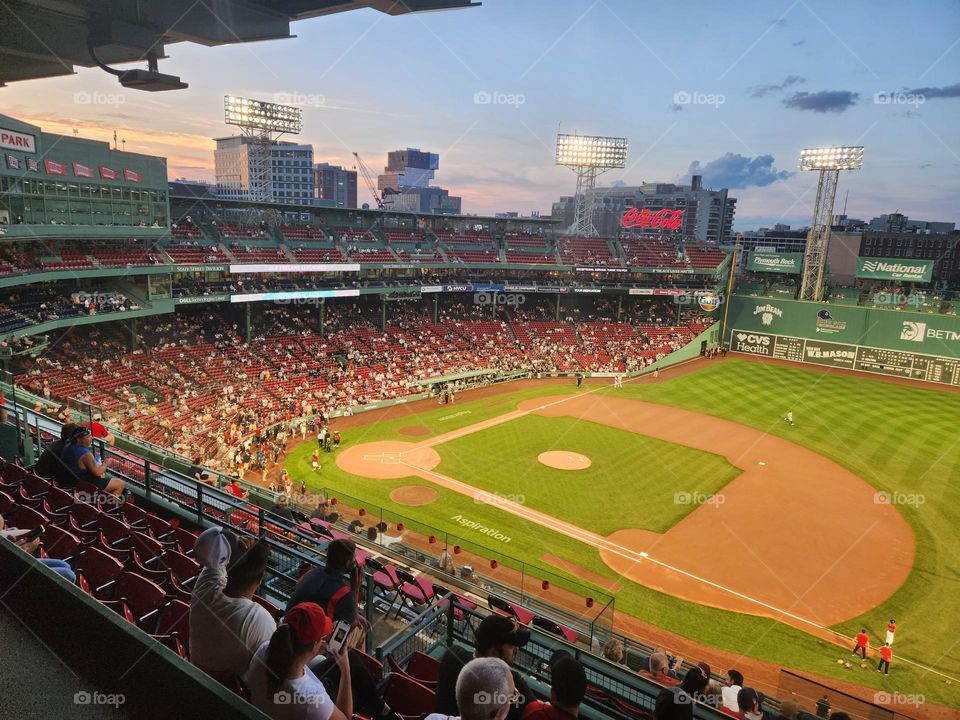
[538, 450, 592, 470]
[335, 392, 914, 630]
[389, 485, 439, 506]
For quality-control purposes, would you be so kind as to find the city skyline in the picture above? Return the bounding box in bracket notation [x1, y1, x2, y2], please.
[2, 0, 958, 229]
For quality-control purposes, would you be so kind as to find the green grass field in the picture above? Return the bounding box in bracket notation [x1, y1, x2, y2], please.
[286, 361, 960, 707]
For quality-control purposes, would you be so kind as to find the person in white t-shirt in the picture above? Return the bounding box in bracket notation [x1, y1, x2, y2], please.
[720, 668, 744, 712]
[189, 527, 276, 677]
[244, 602, 351, 720]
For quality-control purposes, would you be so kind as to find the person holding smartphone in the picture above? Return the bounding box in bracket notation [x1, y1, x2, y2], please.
[244, 602, 352, 720]
[0, 516, 75, 583]
[287, 540, 390, 719]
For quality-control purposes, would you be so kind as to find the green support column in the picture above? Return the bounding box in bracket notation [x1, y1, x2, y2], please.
[556, 293, 561, 320]
[432, 295, 438, 323]
[245, 303, 252, 344]
[381, 295, 387, 331]
[319, 300, 325, 338]
[617, 295, 623, 321]
[128, 318, 138, 351]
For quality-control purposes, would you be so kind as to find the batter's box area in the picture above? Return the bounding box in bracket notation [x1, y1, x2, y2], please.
[337, 441, 441, 480]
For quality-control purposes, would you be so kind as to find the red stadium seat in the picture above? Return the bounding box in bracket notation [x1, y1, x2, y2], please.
[75, 546, 124, 597]
[381, 673, 435, 720]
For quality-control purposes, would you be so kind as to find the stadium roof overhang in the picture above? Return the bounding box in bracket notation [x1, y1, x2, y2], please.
[0, 0, 479, 87]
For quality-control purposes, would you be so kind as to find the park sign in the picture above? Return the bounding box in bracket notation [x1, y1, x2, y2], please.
[856, 257, 934, 283]
[747, 251, 803, 274]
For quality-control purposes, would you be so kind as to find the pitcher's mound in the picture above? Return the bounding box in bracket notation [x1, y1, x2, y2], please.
[538, 451, 591, 470]
[390, 485, 439, 506]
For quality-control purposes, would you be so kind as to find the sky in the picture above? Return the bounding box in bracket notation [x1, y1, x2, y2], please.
[2, 0, 959, 231]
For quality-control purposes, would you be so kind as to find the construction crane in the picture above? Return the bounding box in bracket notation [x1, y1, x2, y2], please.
[352, 152, 385, 210]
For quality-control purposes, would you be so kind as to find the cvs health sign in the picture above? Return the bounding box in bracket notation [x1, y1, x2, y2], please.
[0, 127, 37, 153]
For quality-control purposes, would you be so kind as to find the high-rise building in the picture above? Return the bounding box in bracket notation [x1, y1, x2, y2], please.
[214, 136, 314, 205]
[551, 176, 736, 243]
[376, 147, 461, 214]
[313, 163, 357, 208]
[377, 148, 439, 193]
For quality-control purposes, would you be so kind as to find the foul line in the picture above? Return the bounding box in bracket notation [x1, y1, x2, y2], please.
[389, 366, 958, 683]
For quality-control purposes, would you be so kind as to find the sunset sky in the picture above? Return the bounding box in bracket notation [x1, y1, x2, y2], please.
[3, 0, 958, 229]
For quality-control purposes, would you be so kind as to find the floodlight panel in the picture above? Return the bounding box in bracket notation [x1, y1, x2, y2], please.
[799, 146, 863, 171]
[556, 134, 628, 168]
[224, 95, 302, 134]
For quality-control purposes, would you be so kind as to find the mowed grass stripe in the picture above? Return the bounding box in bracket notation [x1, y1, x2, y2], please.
[433, 414, 739, 535]
[606, 359, 960, 680]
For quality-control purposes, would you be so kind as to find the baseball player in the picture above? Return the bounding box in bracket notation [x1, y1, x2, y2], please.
[885, 619, 896, 646]
[784, 410, 794, 426]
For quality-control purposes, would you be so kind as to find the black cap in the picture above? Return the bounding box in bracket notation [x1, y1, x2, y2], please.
[476, 614, 530, 652]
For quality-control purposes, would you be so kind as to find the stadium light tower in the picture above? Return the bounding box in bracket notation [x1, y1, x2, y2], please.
[224, 95, 302, 203]
[798, 146, 864, 301]
[556, 133, 628, 236]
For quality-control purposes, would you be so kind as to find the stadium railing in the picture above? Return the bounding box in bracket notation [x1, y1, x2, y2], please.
[375, 599, 731, 720]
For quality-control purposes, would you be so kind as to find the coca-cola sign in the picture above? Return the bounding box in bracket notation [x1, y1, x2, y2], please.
[622, 207, 683, 230]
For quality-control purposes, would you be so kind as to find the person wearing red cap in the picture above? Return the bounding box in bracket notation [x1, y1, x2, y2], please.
[877, 643, 893, 675]
[245, 602, 352, 720]
[885, 619, 896, 646]
[851, 629, 869, 659]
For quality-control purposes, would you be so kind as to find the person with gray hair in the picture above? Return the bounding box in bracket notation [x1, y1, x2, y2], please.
[425, 657, 517, 720]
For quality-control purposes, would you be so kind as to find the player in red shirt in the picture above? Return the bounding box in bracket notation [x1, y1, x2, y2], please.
[885, 619, 896, 646]
[877, 643, 893, 674]
[851, 628, 869, 659]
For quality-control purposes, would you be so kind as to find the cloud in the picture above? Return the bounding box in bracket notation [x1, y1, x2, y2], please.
[783, 90, 859, 113]
[747, 74, 806, 98]
[686, 153, 793, 189]
[792, 40, 806, 46]
[920, 163, 933, 168]
[902, 81, 960, 100]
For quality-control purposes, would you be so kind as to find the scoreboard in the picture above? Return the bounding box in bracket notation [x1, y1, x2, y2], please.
[730, 329, 960, 387]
